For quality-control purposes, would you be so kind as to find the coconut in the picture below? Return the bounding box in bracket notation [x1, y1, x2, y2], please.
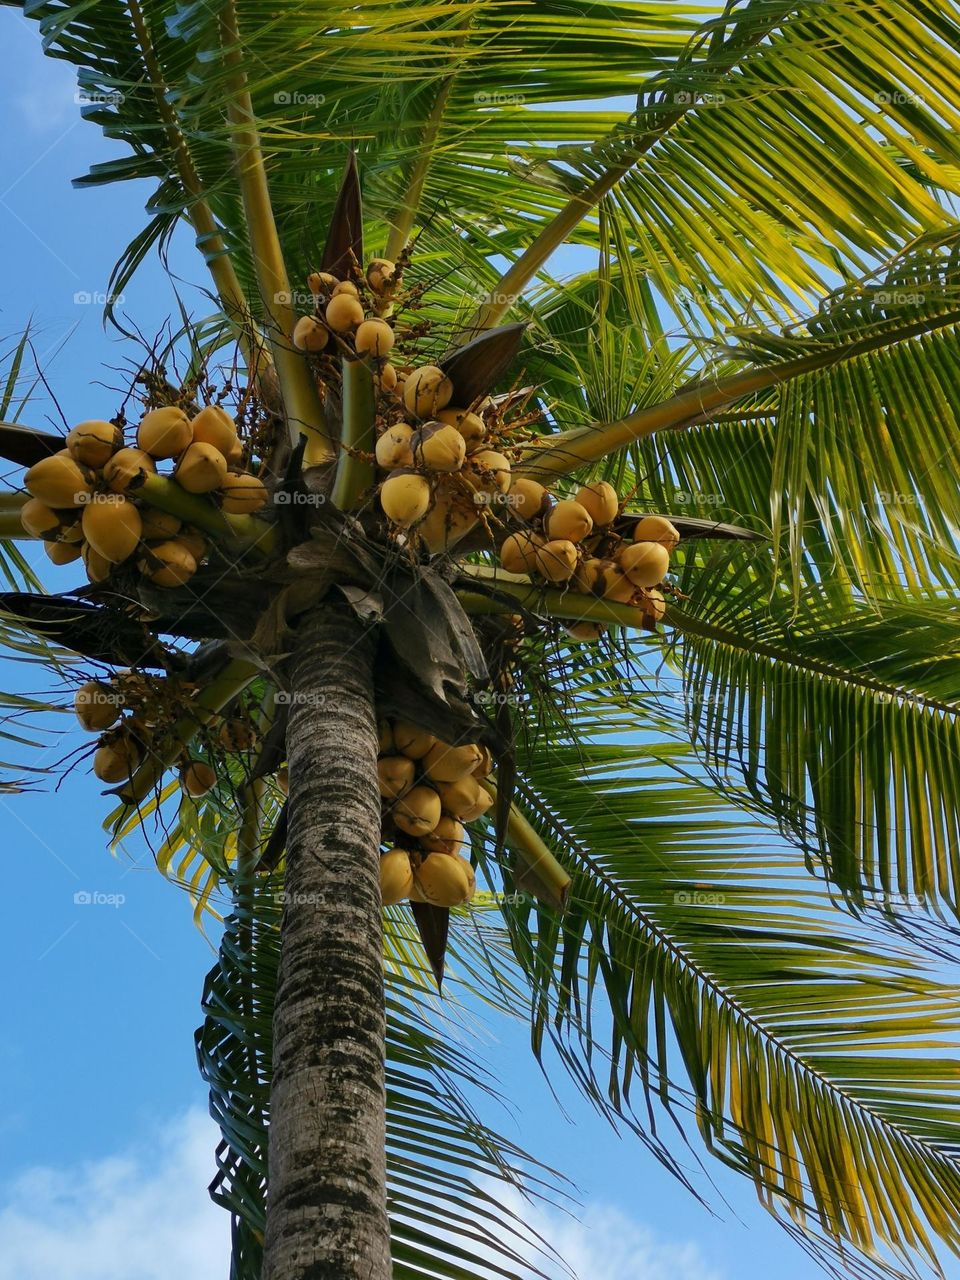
[325, 294, 364, 332]
[175, 442, 228, 494]
[436, 407, 485, 446]
[380, 471, 431, 527]
[277, 766, 289, 795]
[378, 720, 395, 754]
[177, 529, 208, 562]
[75, 681, 121, 731]
[633, 515, 680, 550]
[421, 816, 467, 855]
[500, 530, 542, 575]
[140, 540, 197, 588]
[82, 543, 113, 583]
[227, 437, 245, 467]
[181, 759, 217, 797]
[418, 487, 477, 554]
[332, 280, 360, 298]
[545, 499, 593, 543]
[355, 319, 395, 357]
[81, 495, 143, 563]
[292, 315, 330, 353]
[642, 588, 667, 622]
[93, 736, 141, 784]
[24, 454, 93, 508]
[436, 776, 493, 823]
[219, 719, 255, 752]
[307, 270, 338, 298]
[375, 423, 414, 470]
[190, 406, 239, 458]
[102, 447, 155, 495]
[601, 565, 637, 603]
[21, 498, 68, 540]
[576, 480, 619, 527]
[137, 406, 192, 459]
[67, 419, 121, 468]
[507, 477, 546, 522]
[472, 744, 493, 779]
[573, 556, 605, 594]
[423, 739, 483, 784]
[619, 541, 670, 589]
[403, 365, 454, 418]
[413, 852, 476, 907]
[380, 848, 413, 905]
[565, 621, 605, 641]
[393, 720, 436, 760]
[140, 509, 182, 541]
[535, 539, 578, 583]
[393, 784, 442, 837]
[221, 472, 269, 514]
[366, 258, 396, 293]
[414, 424, 466, 473]
[45, 540, 82, 566]
[378, 755, 415, 800]
[465, 450, 511, 495]
[376, 363, 399, 393]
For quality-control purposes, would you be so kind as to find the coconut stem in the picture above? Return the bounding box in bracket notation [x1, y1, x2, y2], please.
[219, 2, 334, 462]
[136, 474, 278, 554]
[330, 358, 376, 512]
[455, 567, 652, 630]
[480, 780, 570, 909]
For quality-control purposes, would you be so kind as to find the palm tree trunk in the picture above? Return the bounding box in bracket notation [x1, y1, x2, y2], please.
[262, 600, 390, 1280]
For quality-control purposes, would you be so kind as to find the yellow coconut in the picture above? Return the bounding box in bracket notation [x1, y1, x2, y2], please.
[576, 480, 619, 528]
[414, 852, 476, 907]
[82, 543, 113, 583]
[619, 541, 670, 589]
[423, 740, 483, 784]
[325, 294, 364, 332]
[140, 540, 197, 588]
[378, 755, 415, 800]
[436, 407, 485, 446]
[175, 442, 228, 494]
[308, 270, 338, 298]
[177, 528, 208, 562]
[642, 588, 667, 622]
[500, 531, 542, 576]
[181, 759, 217, 797]
[376, 363, 399, 393]
[535, 539, 578, 584]
[633, 515, 680, 550]
[565, 621, 606, 641]
[472, 744, 493, 779]
[45, 540, 82, 566]
[601, 565, 637, 603]
[221, 472, 269, 514]
[378, 720, 395, 754]
[67, 419, 122, 468]
[421, 816, 467, 855]
[21, 498, 68, 540]
[75, 681, 121, 731]
[465, 449, 511, 495]
[375, 424, 414, 471]
[366, 258, 396, 293]
[24, 454, 93, 508]
[332, 280, 360, 298]
[227, 437, 245, 467]
[190, 406, 239, 458]
[403, 365, 454, 418]
[436, 776, 493, 823]
[103, 447, 156, 494]
[393, 784, 442, 837]
[92, 733, 141, 784]
[414, 424, 466, 473]
[393, 720, 436, 760]
[140, 508, 182, 541]
[418, 488, 477, 554]
[380, 848, 414, 905]
[573, 556, 605, 595]
[81, 495, 143, 563]
[380, 472, 431, 527]
[545, 499, 593, 543]
[507, 478, 546, 522]
[355, 319, 395, 358]
[292, 315, 330, 353]
[137, 406, 192, 459]
[219, 719, 256, 752]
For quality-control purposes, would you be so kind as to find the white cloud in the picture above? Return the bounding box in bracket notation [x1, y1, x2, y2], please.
[0, 1112, 722, 1280]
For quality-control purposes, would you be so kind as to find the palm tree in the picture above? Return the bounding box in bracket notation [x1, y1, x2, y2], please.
[4, 0, 960, 1277]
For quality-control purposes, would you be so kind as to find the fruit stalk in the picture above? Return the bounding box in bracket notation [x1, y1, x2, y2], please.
[136, 473, 277, 553]
[330, 358, 377, 512]
[480, 780, 571, 908]
[263, 600, 390, 1280]
[456, 566, 655, 630]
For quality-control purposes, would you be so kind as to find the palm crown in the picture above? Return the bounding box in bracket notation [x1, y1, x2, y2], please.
[4, 0, 960, 1277]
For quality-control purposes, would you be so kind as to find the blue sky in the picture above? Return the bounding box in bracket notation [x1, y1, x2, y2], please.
[0, 11, 875, 1279]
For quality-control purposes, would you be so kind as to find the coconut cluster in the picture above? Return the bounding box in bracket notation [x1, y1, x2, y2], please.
[376, 718, 494, 909]
[495, 479, 677, 640]
[21, 406, 268, 588]
[294, 260, 400, 389]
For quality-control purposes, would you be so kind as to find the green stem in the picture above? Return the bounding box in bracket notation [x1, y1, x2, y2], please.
[456, 575, 651, 630]
[330, 359, 376, 511]
[136, 474, 278, 554]
[518, 307, 960, 482]
[479, 780, 570, 909]
[219, 3, 334, 462]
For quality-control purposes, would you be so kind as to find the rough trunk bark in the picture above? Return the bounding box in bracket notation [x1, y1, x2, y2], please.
[262, 600, 391, 1280]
